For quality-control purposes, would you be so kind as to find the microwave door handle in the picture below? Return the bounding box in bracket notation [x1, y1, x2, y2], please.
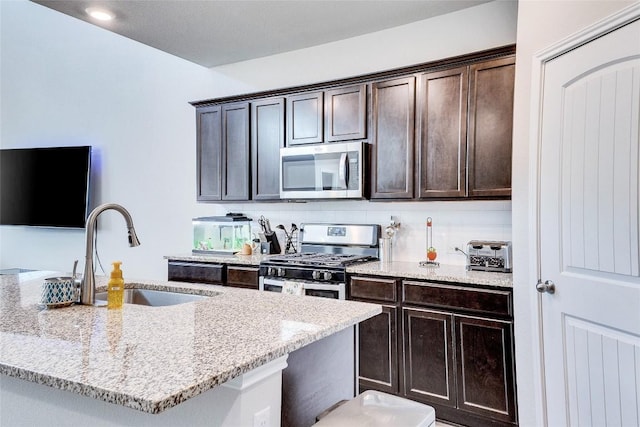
[339, 153, 348, 189]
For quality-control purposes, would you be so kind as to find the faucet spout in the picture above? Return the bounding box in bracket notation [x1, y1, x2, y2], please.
[80, 203, 141, 305]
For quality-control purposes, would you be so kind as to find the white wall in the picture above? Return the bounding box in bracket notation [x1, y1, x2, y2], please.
[1, 0, 516, 280]
[511, 1, 636, 426]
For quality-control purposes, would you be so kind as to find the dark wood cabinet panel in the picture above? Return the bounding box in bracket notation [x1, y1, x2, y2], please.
[324, 84, 367, 142]
[358, 305, 399, 394]
[196, 105, 222, 201]
[371, 77, 416, 199]
[167, 261, 225, 284]
[455, 315, 517, 424]
[349, 276, 397, 302]
[467, 56, 515, 197]
[251, 98, 284, 200]
[403, 281, 513, 318]
[226, 266, 259, 289]
[417, 67, 468, 198]
[403, 308, 456, 407]
[286, 92, 323, 145]
[221, 102, 250, 200]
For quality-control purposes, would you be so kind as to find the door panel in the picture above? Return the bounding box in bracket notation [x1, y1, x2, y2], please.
[538, 16, 640, 426]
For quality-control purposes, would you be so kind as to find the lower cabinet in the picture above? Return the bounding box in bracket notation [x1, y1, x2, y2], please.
[349, 275, 517, 427]
[167, 260, 259, 289]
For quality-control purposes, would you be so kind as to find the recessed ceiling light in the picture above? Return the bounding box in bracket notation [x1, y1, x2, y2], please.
[85, 7, 115, 21]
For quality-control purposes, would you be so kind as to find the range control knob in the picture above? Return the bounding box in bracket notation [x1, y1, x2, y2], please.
[322, 271, 333, 281]
[312, 270, 321, 280]
[268, 267, 278, 276]
[277, 268, 286, 277]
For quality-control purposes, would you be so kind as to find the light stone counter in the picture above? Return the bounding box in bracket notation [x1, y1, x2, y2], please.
[165, 253, 268, 266]
[347, 261, 513, 288]
[0, 271, 380, 415]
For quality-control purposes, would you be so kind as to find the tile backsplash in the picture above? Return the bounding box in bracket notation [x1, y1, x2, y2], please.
[196, 200, 512, 266]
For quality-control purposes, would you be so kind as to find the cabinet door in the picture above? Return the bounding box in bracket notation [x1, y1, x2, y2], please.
[358, 305, 399, 394]
[371, 77, 416, 199]
[455, 315, 517, 424]
[417, 67, 468, 198]
[226, 266, 259, 290]
[467, 56, 515, 197]
[402, 307, 456, 408]
[251, 98, 284, 200]
[167, 261, 225, 284]
[286, 92, 323, 145]
[221, 102, 250, 201]
[325, 84, 367, 142]
[196, 105, 222, 201]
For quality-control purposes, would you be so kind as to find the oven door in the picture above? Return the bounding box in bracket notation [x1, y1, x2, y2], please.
[280, 141, 365, 199]
[260, 277, 345, 300]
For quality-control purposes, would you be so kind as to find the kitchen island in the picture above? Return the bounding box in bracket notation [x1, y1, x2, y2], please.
[0, 270, 380, 426]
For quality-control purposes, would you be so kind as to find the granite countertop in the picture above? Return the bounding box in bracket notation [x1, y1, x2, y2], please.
[0, 271, 380, 414]
[166, 255, 512, 288]
[346, 261, 513, 288]
[165, 253, 267, 266]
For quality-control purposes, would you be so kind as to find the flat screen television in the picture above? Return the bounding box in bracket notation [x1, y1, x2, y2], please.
[0, 146, 92, 228]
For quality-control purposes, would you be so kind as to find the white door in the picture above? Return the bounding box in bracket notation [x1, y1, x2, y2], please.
[538, 15, 640, 427]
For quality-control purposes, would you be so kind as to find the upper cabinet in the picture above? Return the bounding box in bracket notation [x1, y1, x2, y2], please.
[221, 103, 250, 201]
[286, 84, 367, 146]
[370, 53, 515, 200]
[417, 66, 468, 198]
[196, 105, 223, 201]
[191, 45, 515, 203]
[370, 77, 416, 199]
[467, 57, 515, 197]
[251, 98, 285, 201]
[286, 91, 324, 145]
[325, 84, 367, 142]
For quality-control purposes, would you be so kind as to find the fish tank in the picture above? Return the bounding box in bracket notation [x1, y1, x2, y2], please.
[192, 215, 252, 255]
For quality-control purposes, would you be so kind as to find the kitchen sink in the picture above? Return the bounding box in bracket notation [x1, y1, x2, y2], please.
[95, 288, 212, 307]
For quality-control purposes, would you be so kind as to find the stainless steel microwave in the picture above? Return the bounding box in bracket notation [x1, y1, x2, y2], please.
[280, 141, 367, 199]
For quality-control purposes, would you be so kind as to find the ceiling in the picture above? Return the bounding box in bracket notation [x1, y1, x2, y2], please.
[31, 0, 493, 68]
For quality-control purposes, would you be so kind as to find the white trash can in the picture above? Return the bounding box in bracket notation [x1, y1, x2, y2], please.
[314, 390, 436, 427]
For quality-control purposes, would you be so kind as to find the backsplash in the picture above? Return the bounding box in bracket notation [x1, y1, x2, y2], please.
[194, 200, 512, 266]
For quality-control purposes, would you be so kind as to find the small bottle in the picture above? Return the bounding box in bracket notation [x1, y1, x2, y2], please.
[107, 261, 125, 309]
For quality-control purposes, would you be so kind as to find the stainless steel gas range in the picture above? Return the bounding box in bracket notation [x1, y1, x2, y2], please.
[259, 223, 380, 299]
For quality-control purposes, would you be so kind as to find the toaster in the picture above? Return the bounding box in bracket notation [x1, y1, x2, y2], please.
[466, 240, 512, 272]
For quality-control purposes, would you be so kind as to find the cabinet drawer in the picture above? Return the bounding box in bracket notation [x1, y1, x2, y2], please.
[227, 266, 259, 289]
[167, 261, 224, 284]
[403, 281, 512, 318]
[350, 276, 398, 303]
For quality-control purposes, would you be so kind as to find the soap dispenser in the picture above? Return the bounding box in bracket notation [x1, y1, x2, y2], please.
[107, 261, 125, 309]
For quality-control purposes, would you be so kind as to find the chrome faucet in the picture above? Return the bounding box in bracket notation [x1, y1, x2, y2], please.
[80, 203, 141, 305]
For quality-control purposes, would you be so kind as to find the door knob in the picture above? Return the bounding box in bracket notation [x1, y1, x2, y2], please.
[536, 279, 556, 294]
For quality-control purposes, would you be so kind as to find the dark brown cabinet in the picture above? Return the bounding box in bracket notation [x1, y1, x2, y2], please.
[191, 46, 515, 203]
[221, 102, 250, 200]
[226, 265, 260, 290]
[417, 66, 468, 198]
[251, 98, 285, 200]
[195, 102, 250, 201]
[402, 280, 517, 426]
[196, 105, 222, 201]
[467, 57, 515, 197]
[286, 92, 323, 145]
[287, 84, 367, 146]
[324, 84, 367, 142]
[350, 274, 517, 427]
[370, 77, 416, 199]
[349, 276, 400, 394]
[167, 260, 259, 289]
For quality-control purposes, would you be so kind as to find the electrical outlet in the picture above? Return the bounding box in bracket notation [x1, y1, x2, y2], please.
[253, 406, 271, 427]
[447, 245, 458, 254]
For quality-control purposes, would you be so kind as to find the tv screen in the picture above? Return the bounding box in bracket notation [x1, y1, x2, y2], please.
[0, 146, 92, 228]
